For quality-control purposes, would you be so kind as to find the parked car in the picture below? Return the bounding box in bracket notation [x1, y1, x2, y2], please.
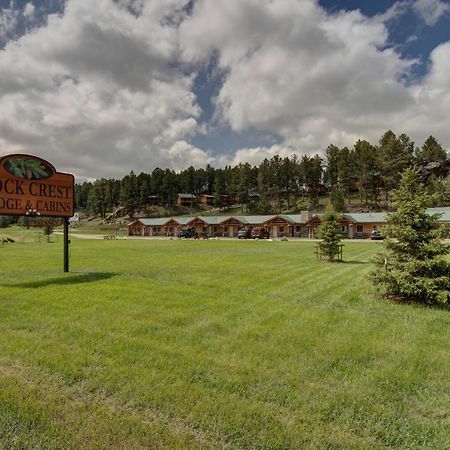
[237, 228, 252, 239]
[177, 227, 196, 238]
[251, 227, 270, 239]
[370, 229, 384, 240]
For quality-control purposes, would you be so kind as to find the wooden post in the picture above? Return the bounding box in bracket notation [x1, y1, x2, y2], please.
[63, 217, 70, 272]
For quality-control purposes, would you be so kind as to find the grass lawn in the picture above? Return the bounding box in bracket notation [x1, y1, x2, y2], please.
[0, 233, 449, 449]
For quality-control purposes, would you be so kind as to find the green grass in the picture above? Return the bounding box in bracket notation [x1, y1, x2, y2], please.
[0, 235, 449, 449]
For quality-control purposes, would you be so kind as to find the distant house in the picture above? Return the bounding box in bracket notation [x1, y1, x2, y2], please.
[147, 195, 162, 206]
[220, 194, 236, 206]
[199, 194, 214, 206]
[176, 193, 196, 206]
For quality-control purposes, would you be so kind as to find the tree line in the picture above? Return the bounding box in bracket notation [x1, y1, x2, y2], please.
[75, 131, 449, 218]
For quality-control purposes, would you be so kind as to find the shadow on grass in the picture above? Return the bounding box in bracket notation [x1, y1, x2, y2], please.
[381, 294, 450, 311]
[2, 272, 116, 289]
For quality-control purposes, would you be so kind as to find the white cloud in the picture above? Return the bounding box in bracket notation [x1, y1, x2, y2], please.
[375, 0, 411, 23]
[0, 2, 19, 41]
[0, 0, 207, 178]
[180, 0, 418, 156]
[218, 144, 296, 167]
[0, 0, 450, 180]
[180, 0, 450, 160]
[23, 3, 35, 19]
[413, 0, 450, 26]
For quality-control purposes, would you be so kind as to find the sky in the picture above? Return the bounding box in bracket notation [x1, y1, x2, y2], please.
[0, 0, 449, 180]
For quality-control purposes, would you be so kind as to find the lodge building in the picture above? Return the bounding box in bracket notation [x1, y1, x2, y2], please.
[127, 207, 450, 239]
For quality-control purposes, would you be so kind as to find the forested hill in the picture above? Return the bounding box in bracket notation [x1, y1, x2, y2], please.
[75, 131, 449, 219]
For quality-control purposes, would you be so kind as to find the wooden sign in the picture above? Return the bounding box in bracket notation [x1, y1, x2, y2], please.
[0, 154, 74, 217]
[28, 218, 64, 228]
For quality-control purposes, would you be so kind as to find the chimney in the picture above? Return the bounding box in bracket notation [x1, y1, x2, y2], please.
[300, 210, 310, 222]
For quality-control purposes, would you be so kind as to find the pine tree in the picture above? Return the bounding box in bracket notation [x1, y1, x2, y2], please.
[317, 209, 342, 262]
[330, 188, 346, 212]
[325, 144, 340, 188]
[377, 131, 414, 202]
[120, 171, 139, 216]
[337, 146, 353, 203]
[370, 169, 450, 305]
[415, 136, 447, 163]
[354, 139, 377, 205]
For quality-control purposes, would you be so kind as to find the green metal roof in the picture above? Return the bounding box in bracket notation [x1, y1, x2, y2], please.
[236, 215, 277, 224]
[130, 208, 450, 228]
[171, 216, 194, 225]
[134, 218, 170, 226]
[343, 213, 387, 223]
[197, 216, 222, 225]
[427, 207, 450, 222]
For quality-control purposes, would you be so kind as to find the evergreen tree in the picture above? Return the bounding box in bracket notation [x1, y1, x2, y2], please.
[120, 171, 139, 216]
[354, 139, 377, 205]
[427, 174, 449, 206]
[213, 169, 227, 206]
[87, 179, 109, 218]
[280, 156, 297, 209]
[378, 131, 414, 202]
[415, 136, 447, 163]
[324, 144, 340, 188]
[161, 169, 178, 206]
[257, 159, 271, 200]
[370, 169, 450, 305]
[137, 173, 151, 209]
[330, 188, 346, 212]
[205, 164, 216, 193]
[337, 146, 353, 202]
[317, 209, 342, 262]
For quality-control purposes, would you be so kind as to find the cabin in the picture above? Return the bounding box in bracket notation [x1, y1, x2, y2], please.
[219, 216, 247, 237]
[127, 208, 450, 239]
[128, 212, 311, 238]
[199, 194, 214, 206]
[220, 195, 236, 206]
[176, 193, 196, 206]
[147, 195, 162, 206]
[305, 213, 386, 239]
[340, 213, 386, 239]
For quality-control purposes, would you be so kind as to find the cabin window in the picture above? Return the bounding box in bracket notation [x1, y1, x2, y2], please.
[356, 225, 363, 233]
[341, 225, 346, 232]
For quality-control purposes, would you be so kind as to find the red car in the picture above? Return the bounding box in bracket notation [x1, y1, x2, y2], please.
[251, 227, 270, 239]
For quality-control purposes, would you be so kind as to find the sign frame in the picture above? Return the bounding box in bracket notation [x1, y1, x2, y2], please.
[0, 154, 75, 272]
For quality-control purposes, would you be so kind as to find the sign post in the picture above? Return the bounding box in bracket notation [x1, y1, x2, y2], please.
[0, 154, 75, 272]
[63, 217, 70, 272]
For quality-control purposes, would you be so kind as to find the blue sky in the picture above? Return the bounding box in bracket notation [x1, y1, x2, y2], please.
[0, 0, 449, 179]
